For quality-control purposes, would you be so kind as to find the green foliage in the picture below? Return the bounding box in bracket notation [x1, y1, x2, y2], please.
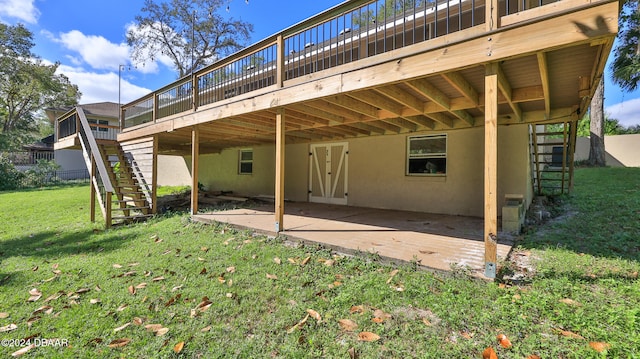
[22, 159, 62, 187]
[0, 23, 80, 150]
[575, 114, 640, 136]
[126, 0, 254, 78]
[0, 153, 24, 191]
[611, 0, 640, 91]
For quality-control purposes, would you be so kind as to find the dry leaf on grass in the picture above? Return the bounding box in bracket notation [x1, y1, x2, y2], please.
[386, 269, 399, 284]
[90, 298, 101, 304]
[274, 257, 282, 265]
[152, 276, 165, 282]
[307, 309, 322, 322]
[108, 338, 131, 348]
[558, 329, 585, 340]
[201, 325, 212, 332]
[132, 317, 144, 325]
[482, 347, 498, 359]
[173, 341, 185, 353]
[226, 266, 236, 273]
[27, 288, 42, 302]
[0, 312, 8, 319]
[11, 344, 35, 357]
[114, 322, 131, 332]
[496, 333, 512, 348]
[350, 305, 365, 314]
[113, 264, 123, 269]
[589, 341, 611, 352]
[135, 282, 147, 289]
[287, 314, 309, 334]
[117, 304, 128, 312]
[338, 319, 358, 331]
[156, 327, 169, 336]
[301, 256, 311, 266]
[128, 286, 136, 295]
[526, 355, 541, 359]
[357, 332, 380, 342]
[266, 273, 278, 280]
[0, 323, 17, 333]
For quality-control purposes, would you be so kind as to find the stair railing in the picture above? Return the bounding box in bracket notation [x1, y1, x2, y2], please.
[76, 107, 115, 227]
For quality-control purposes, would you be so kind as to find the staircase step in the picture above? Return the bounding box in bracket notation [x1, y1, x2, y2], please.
[536, 131, 566, 136]
[535, 142, 566, 146]
[112, 206, 150, 211]
[112, 214, 154, 221]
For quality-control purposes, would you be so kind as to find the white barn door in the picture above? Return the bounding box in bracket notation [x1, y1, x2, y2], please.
[309, 142, 348, 205]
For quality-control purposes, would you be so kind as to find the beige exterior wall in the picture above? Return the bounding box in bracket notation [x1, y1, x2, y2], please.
[575, 134, 640, 167]
[192, 124, 532, 218]
[157, 155, 192, 186]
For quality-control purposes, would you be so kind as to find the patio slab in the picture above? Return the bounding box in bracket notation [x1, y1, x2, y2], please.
[192, 202, 513, 278]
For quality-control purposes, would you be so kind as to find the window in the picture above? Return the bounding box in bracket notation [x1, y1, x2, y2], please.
[88, 119, 109, 132]
[238, 149, 253, 174]
[407, 134, 447, 175]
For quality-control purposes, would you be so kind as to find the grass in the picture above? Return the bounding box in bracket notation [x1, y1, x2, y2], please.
[0, 169, 639, 358]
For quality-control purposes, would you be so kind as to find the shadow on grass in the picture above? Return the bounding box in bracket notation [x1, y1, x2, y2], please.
[0, 228, 133, 260]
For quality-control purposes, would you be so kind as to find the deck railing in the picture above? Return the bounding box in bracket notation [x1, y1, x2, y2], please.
[56, 111, 120, 142]
[122, 0, 562, 129]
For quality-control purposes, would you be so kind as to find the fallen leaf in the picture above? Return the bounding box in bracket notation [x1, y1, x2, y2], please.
[324, 259, 335, 267]
[152, 276, 165, 282]
[301, 256, 311, 266]
[589, 341, 611, 352]
[350, 305, 365, 314]
[135, 282, 147, 289]
[0, 323, 18, 332]
[386, 269, 399, 284]
[52, 269, 62, 275]
[287, 314, 310, 334]
[348, 347, 358, 359]
[559, 298, 582, 307]
[32, 305, 53, 315]
[371, 317, 385, 323]
[526, 355, 541, 359]
[113, 264, 123, 269]
[226, 266, 236, 273]
[482, 347, 498, 359]
[338, 319, 358, 331]
[156, 327, 169, 336]
[497, 334, 512, 348]
[114, 322, 131, 332]
[274, 257, 282, 265]
[357, 332, 380, 342]
[0, 312, 8, 318]
[174, 341, 185, 353]
[145, 324, 163, 332]
[26, 316, 40, 327]
[132, 317, 144, 325]
[287, 258, 297, 264]
[307, 309, 322, 322]
[128, 286, 136, 295]
[52, 263, 59, 270]
[107, 338, 131, 348]
[27, 288, 42, 302]
[43, 291, 64, 303]
[201, 325, 212, 332]
[11, 344, 35, 357]
[31, 265, 38, 271]
[558, 329, 585, 340]
[266, 273, 278, 280]
[422, 318, 432, 326]
[171, 285, 183, 292]
[90, 298, 101, 304]
[117, 304, 128, 311]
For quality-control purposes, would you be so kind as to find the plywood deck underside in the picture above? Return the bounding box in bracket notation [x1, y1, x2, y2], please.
[193, 202, 513, 276]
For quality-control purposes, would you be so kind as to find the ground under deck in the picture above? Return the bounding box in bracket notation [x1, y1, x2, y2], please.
[193, 202, 513, 276]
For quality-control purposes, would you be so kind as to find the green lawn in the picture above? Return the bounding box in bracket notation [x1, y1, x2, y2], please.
[0, 168, 639, 358]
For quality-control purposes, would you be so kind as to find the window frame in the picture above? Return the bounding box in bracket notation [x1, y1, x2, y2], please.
[406, 134, 447, 176]
[238, 149, 253, 175]
[88, 119, 109, 132]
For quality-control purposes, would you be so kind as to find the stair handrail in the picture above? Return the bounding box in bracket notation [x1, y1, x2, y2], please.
[76, 107, 114, 226]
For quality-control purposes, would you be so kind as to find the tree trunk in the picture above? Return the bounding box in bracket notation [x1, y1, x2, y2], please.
[588, 77, 606, 166]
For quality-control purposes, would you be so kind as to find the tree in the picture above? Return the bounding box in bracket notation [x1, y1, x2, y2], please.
[611, 0, 640, 92]
[126, 0, 253, 78]
[588, 77, 606, 166]
[0, 24, 80, 151]
[354, 0, 427, 28]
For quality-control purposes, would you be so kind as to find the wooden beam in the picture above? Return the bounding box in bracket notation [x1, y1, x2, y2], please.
[484, 64, 499, 279]
[275, 109, 285, 233]
[496, 63, 523, 122]
[90, 156, 96, 223]
[486, 0, 499, 31]
[536, 52, 551, 118]
[151, 135, 158, 214]
[324, 95, 380, 119]
[277, 35, 284, 88]
[442, 71, 480, 110]
[190, 126, 199, 215]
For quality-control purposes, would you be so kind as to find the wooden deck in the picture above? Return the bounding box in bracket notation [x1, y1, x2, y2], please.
[192, 202, 513, 277]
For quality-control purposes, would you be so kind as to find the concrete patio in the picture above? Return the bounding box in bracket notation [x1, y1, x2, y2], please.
[192, 202, 514, 277]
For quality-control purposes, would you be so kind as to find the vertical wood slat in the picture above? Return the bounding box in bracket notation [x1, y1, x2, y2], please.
[275, 109, 285, 232]
[486, 0, 500, 31]
[151, 135, 159, 214]
[484, 63, 498, 279]
[191, 127, 199, 215]
[90, 156, 96, 223]
[277, 35, 285, 88]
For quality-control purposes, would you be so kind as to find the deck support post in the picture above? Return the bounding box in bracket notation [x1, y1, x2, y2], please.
[484, 63, 499, 279]
[90, 156, 96, 223]
[275, 109, 285, 233]
[191, 126, 199, 216]
[151, 135, 159, 214]
[277, 35, 285, 88]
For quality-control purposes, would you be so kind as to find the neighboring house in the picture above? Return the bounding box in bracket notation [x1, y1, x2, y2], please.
[54, 0, 620, 277]
[6, 135, 55, 171]
[575, 134, 640, 167]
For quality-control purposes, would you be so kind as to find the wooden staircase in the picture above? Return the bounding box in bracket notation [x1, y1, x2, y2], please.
[75, 106, 155, 228]
[529, 121, 578, 195]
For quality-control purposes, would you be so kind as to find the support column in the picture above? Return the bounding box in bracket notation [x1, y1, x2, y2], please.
[90, 156, 96, 222]
[191, 127, 199, 215]
[275, 109, 285, 232]
[484, 64, 499, 279]
[151, 135, 159, 214]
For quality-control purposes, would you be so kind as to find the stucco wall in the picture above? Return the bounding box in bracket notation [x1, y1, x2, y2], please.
[157, 155, 191, 186]
[193, 124, 532, 218]
[575, 134, 640, 167]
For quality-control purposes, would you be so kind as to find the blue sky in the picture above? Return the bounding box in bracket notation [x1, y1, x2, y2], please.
[1, 0, 639, 127]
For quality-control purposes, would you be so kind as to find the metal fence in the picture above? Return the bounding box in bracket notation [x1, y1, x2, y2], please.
[14, 169, 91, 190]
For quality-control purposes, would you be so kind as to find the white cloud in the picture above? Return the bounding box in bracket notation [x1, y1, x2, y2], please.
[53, 30, 130, 71]
[125, 22, 178, 74]
[605, 98, 640, 128]
[0, 0, 39, 24]
[56, 64, 151, 105]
